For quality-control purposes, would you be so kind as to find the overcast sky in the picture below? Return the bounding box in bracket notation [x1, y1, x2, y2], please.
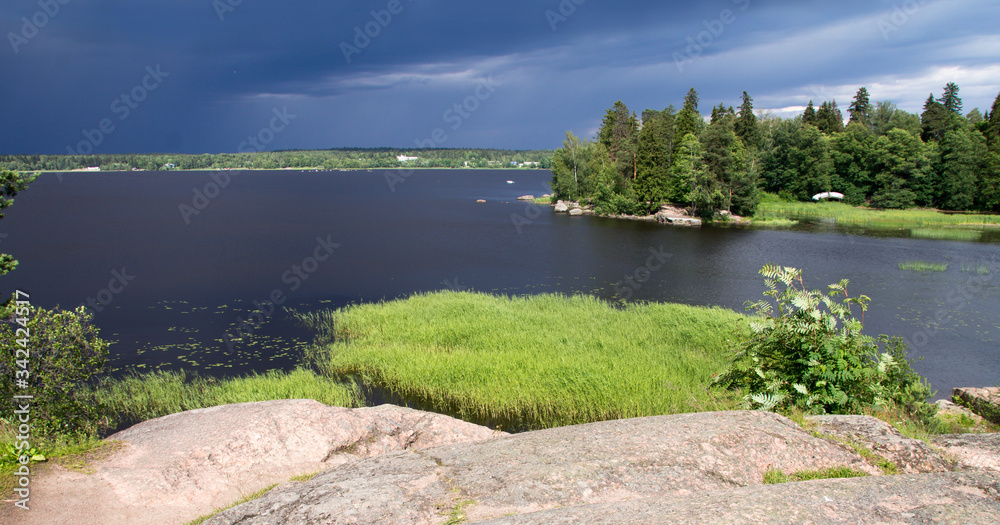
[1, 0, 998, 154]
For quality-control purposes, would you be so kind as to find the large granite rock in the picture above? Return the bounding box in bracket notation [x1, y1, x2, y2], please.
[9, 401, 501, 525]
[476, 471, 1000, 524]
[206, 411, 895, 524]
[933, 433, 1000, 472]
[806, 414, 956, 473]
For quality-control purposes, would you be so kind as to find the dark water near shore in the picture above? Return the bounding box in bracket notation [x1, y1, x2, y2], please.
[1, 169, 997, 398]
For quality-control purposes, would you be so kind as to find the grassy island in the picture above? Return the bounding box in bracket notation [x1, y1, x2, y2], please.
[298, 291, 747, 430]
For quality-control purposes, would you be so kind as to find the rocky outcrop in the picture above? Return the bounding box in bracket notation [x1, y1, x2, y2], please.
[553, 200, 569, 213]
[933, 433, 1000, 472]
[11, 401, 502, 525]
[806, 414, 956, 473]
[516, 195, 534, 201]
[955, 387, 1000, 425]
[473, 472, 1000, 524]
[654, 205, 703, 227]
[208, 410, 978, 524]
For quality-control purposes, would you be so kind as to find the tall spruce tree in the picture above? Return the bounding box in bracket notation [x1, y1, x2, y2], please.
[815, 101, 844, 134]
[941, 82, 963, 115]
[735, 91, 761, 149]
[848, 87, 873, 131]
[987, 91, 1000, 149]
[803, 101, 817, 126]
[675, 88, 702, 143]
[598, 101, 639, 180]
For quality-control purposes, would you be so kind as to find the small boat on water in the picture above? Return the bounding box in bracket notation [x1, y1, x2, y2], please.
[506, 180, 514, 184]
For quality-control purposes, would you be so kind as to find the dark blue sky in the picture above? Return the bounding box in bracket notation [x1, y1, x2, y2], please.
[2, 0, 998, 154]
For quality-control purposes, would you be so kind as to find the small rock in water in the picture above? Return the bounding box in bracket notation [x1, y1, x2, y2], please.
[517, 195, 535, 201]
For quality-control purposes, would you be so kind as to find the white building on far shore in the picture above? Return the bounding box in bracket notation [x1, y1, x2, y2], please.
[397, 155, 419, 163]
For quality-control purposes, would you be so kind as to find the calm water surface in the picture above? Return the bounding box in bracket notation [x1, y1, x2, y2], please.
[1, 170, 997, 397]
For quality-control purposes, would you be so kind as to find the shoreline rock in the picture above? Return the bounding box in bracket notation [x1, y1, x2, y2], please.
[954, 387, 1000, 425]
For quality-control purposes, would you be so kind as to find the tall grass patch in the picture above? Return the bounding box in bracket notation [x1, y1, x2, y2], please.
[305, 291, 746, 430]
[898, 261, 948, 272]
[755, 196, 1000, 232]
[96, 368, 361, 428]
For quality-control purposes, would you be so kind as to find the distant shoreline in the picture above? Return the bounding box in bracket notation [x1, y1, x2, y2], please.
[31, 166, 553, 174]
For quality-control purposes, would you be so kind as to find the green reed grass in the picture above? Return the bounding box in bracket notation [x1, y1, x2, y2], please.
[96, 368, 361, 428]
[910, 228, 982, 242]
[898, 260, 948, 272]
[750, 218, 799, 228]
[960, 261, 991, 275]
[304, 291, 747, 430]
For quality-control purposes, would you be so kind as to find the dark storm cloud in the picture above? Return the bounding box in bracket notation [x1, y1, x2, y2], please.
[1, 0, 997, 153]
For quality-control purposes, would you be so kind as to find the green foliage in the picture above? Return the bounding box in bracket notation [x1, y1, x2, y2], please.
[714, 265, 934, 416]
[0, 305, 110, 437]
[0, 170, 38, 279]
[0, 149, 554, 172]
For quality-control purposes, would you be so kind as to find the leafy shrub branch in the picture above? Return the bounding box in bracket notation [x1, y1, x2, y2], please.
[714, 265, 933, 416]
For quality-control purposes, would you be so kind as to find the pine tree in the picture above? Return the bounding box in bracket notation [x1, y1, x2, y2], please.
[987, 91, 1000, 150]
[848, 87, 873, 131]
[815, 101, 844, 134]
[921, 94, 952, 142]
[597, 101, 639, 180]
[941, 82, 963, 115]
[803, 101, 817, 126]
[675, 88, 702, 142]
[735, 91, 761, 149]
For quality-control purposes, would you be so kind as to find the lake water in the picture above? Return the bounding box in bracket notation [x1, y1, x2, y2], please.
[1, 169, 997, 398]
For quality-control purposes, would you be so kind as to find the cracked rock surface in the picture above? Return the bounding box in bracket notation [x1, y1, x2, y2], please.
[207, 410, 946, 525]
[4, 400, 501, 525]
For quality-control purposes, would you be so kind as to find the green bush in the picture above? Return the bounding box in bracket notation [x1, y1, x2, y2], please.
[0, 304, 110, 437]
[713, 265, 934, 416]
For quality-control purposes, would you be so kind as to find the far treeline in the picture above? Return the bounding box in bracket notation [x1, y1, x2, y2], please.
[550, 83, 1000, 218]
[0, 148, 554, 172]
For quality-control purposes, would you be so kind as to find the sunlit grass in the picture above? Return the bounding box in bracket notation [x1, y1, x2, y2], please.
[95, 368, 361, 428]
[750, 218, 799, 228]
[898, 260, 948, 272]
[301, 291, 747, 430]
[755, 194, 1000, 233]
[910, 228, 981, 242]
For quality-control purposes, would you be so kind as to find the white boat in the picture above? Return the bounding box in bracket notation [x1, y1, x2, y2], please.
[506, 180, 514, 184]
